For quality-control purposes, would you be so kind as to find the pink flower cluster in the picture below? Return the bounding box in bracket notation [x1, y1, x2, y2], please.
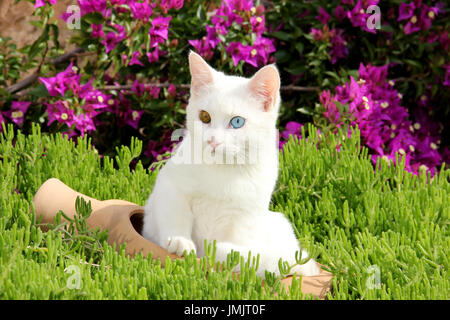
[39, 67, 164, 138]
[310, 25, 349, 64]
[39, 63, 155, 137]
[189, 0, 275, 67]
[397, 1, 441, 35]
[309, 0, 380, 65]
[315, 0, 380, 33]
[0, 101, 31, 132]
[58, 0, 183, 65]
[34, 0, 57, 9]
[346, 0, 380, 34]
[143, 129, 178, 165]
[320, 63, 448, 176]
[39, 63, 113, 138]
[279, 121, 303, 149]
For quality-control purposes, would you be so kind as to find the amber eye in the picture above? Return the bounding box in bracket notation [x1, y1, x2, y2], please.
[199, 110, 211, 124]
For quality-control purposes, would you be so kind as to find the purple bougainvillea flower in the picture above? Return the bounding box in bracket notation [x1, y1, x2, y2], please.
[39, 62, 80, 97]
[144, 139, 159, 160]
[188, 39, 214, 61]
[244, 47, 259, 67]
[149, 85, 161, 99]
[211, 4, 232, 31]
[3, 101, 31, 126]
[229, 0, 253, 12]
[168, 83, 176, 97]
[45, 101, 76, 127]
[226, 42, 251, 67]
[73, 80, 93, 99]
[144, 130, 178, 164]
[316, 6, 331, 25]
[334, 5, 347, 21]
[130, 0, 155, 22]
[250, 15, 266, 35]
[146, 47, 167, 63]
[403, 16, 421, 34]
[443, 65, 450, 86]
[310, 27, 349, 64]
[282, 121, 303, 140]
[132, 80, 146, 97]
[347, 0, 379, 33]
[399, 2, 439, 34]
[129, 51, 144, 66]
[320, 90, 340, 123]
[131, 81, 160, 99]
[39, 76, 61, 96]
[329, 28, 349, 64]
[279, 121, 303, 149]
[78, 0, 110, 18]
[252, 36, 276, 66]
[419, 4, 439, 30]
[347, 1, 367, 27]
[358, 63, 388, 86]
[79, 88, 110, 117]
[110, 0, 127, 5]
[0, 112, 5, 132]
[35, 0, 57, 8]
[91, 24, 104, 38]
[212, 1, 245, 31]
[398, 3, 416, 21]
[124, 109, 144, 130]
[101, 24, 127, 53]
[310, 28, 323, 41]
[146, 49, 159, 63]
[35, 0, 46, 8]
[205, 25, 220, 49]
[74, 113, 96, 137]
[149, 16, 172, 47]
[159, 0, 184, 14]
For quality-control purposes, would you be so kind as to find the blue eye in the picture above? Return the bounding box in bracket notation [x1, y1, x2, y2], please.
[230, 116, 245, 129]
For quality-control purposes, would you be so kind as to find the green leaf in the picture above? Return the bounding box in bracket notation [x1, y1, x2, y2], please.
[28, 83, 50, 98]
[295, 42, 304, 54]
[297, 106, 314, 115]
[272, 31, 293, 42]
[274, 50, 290, 63]
[82, 12, 105, 25]
[286, 64, 306, 76]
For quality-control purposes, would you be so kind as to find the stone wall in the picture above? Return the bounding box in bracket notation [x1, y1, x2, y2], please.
[0, 0, 76, 50]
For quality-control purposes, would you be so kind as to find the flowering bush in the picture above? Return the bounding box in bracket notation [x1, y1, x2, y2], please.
[0, 0, 448, 173]
[318, 63, 446, 175]
[270, 0, 449, 174]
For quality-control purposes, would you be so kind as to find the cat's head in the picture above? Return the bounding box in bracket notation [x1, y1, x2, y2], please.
[184, 51, 280, 165]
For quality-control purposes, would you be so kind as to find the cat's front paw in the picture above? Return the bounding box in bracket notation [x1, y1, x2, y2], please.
[290, 259, 321, 276]
[167, 236, 197, 257]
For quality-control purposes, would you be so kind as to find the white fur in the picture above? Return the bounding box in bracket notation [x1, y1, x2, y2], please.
[142, 53, 320, 278]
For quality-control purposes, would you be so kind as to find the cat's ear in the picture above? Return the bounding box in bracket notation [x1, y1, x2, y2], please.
[248, 65, 280, 112]
[189, 51, 215, 96]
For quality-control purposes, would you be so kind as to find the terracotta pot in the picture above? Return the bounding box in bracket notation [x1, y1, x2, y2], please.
[33, 178, 333, 299]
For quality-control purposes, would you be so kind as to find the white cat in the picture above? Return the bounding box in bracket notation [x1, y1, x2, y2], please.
[142, 52, 320, 278]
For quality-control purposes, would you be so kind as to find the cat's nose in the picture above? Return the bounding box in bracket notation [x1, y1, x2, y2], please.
[207, 138, 222, 150]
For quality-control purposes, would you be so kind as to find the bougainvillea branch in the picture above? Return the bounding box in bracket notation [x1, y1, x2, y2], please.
[6, 48, 85, 94]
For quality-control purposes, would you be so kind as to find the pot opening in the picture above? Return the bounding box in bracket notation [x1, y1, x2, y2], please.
[130, 211, 144, 235]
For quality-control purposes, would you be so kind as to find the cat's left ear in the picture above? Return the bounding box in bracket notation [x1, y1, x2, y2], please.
[189, 51, 215, 96]
[248, 65, 280, 112]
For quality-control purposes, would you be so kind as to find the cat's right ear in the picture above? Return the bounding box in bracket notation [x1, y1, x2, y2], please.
[189, 51, 214, 96]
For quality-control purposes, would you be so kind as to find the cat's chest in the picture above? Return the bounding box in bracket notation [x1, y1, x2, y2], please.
[167, 160, 275, 201]
[188, 195, 256, 249]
